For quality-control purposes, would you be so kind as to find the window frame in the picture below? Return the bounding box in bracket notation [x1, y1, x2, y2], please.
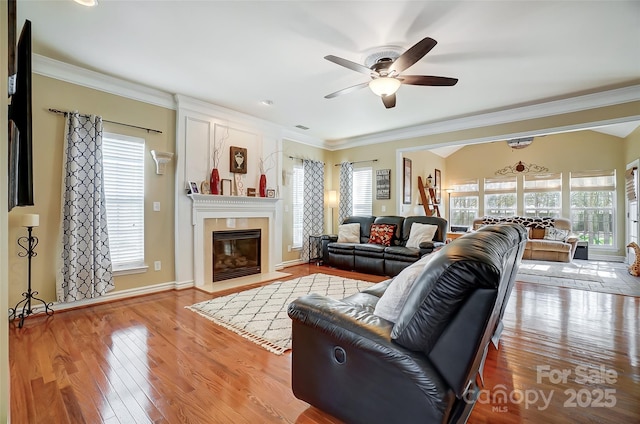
[484, 176, 517, 217]
[523, 173, 562, 218]
[449, 179, 479, 228]
[102, 132, 147, 274]
[352, 166, 373, 216]
[570, 170, 616, 248]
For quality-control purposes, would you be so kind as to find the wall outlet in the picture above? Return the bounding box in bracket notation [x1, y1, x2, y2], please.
[153, 201, 160, 211]
[154, 261, 161, 271]
[381, 205, 386, 212]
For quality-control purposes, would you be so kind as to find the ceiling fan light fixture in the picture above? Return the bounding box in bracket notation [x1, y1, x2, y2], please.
[74, 0, 98, 6]
[369, 77, 401, 97]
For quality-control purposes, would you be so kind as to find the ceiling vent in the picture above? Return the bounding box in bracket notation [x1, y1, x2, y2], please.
[506, 137, 534, 149]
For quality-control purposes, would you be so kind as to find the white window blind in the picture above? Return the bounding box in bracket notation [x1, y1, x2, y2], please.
[102, 133, 145, 269]
[292, 165, 304, 248]
[352, 167, 372, 216]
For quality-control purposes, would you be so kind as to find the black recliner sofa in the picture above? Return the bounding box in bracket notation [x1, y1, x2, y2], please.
[323, 215, 448, 277]
[288, 223, 528, 424]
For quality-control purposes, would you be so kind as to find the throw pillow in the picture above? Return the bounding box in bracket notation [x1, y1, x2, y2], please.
[544, 227, 570, 241]
[368, 223, 396, 246]
[374, 254, 435, 323]
[337, 223, 360, 243]
[530, 228, 546, 239]
[405, 223, 438, 248]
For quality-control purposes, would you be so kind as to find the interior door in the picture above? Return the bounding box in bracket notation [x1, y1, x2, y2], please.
[626, 162, 639, 264]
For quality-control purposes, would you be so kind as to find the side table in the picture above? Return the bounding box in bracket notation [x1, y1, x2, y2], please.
[574, 241, 588, 260]
[309, 234, 323, 265]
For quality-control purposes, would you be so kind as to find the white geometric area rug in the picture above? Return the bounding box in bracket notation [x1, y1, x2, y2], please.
[186, 273, 373, 355]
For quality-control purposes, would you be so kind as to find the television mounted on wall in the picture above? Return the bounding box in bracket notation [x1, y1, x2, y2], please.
[7, 17, 34, 211]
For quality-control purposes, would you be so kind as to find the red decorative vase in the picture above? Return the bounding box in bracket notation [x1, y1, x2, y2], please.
[259, 174, 267, 197]
[210, 168, 220, 195]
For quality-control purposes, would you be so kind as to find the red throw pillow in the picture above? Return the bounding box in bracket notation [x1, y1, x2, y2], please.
[368, 223, 396, 246]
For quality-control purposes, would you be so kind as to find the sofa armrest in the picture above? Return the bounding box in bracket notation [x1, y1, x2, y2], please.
[287, 294, 452, 422]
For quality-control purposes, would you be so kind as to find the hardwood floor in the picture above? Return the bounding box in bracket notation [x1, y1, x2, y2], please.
[9, 264, 639, 423]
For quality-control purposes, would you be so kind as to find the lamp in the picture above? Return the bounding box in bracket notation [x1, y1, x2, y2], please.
[327, 190, 339, 233]
[369, 77, 401, 97]
[74, 0, 98, 6]
[445, 189, 455, 225]
[9, 214, 54, 328]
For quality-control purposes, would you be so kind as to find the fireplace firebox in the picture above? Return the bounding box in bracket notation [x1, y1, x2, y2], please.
[212, 229, 261, 282]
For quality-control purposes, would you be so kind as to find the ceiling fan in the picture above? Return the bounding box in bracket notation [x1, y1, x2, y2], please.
[324, 37, 458, 109]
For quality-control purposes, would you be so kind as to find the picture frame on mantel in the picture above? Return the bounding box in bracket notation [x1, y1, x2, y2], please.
[221, 179, 232, 195]
[230, 146, 247, 174]
[403, 158, 412, 204]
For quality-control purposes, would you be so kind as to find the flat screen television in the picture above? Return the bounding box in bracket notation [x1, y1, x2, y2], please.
[8, 19, 34, 211]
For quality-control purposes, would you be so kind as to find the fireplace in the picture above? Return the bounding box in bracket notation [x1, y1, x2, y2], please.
[212, 229, 261, 282]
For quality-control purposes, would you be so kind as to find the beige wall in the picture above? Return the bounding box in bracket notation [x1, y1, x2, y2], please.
[625, 126, 640, 163]
[7, 75, 176, 306]
[1, 1, 10, 420]
[445, 131, 627, 256]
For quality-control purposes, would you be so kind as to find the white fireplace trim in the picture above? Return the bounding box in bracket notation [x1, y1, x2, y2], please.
[190, 194, 280, 287]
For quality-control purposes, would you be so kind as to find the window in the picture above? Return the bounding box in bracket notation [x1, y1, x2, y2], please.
[352, 167, 372, 216]
[485, 176, 517, 217]
[524, 173, 562, 217]
[570, 170, 616, 247]
[449, 179, 479, 227]
[291, 164, 304, 248]
[102, 133, 145, 271]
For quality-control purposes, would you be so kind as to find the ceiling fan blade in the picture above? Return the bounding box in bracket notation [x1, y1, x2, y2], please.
[401, 75, 458, 86]
[325, 55, 375, 76]
[324, 81, 369, 99]
[382, 94, 396, 109]
[389, 37, 437, 74]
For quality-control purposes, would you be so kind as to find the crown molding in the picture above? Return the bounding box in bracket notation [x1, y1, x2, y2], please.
[327, 84, 640, 149]
[33, 54, 176, 110]
[32, 54, 639, 149]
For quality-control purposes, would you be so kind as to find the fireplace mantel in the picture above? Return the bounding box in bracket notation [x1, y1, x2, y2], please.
[189, 194, 281, 287]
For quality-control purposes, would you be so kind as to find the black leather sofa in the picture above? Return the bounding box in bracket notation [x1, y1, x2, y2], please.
[288, 223, 528, 424]
[323, 215, 448, 277]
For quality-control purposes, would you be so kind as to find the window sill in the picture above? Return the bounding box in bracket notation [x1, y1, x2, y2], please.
[113, 264, 149, 276]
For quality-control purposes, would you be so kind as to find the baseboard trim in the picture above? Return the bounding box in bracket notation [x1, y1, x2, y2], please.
[588, 254, 625, 262]
[281, 258, 307, 268]
[28, 280, 184, 314]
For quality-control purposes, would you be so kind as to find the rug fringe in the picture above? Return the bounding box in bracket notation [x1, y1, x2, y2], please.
[185, 306, 289, 355]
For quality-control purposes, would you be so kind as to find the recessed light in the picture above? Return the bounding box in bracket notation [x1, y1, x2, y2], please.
[261, 100, 274, 106]
[295, 125, 309, 130]
[74, 0, 98, 6]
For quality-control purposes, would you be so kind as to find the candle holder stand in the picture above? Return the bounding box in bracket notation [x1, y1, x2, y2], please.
[8, 226, 54, 328]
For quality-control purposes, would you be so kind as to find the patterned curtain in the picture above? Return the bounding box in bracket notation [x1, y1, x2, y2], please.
[56, 112, 114, 303]
[339, 161, 353, 224]
[302, 160, 324, 261]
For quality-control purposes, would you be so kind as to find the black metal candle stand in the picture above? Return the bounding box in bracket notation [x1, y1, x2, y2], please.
[8, 226, 54, 328]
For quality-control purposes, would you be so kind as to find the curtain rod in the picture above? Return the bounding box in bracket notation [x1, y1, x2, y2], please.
[48, 108, 163, 134]
[288, 156, 325, 165]
[334, 159, 378, 166]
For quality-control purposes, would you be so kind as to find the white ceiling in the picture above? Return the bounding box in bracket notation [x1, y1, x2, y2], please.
[16, 0, 640, 144]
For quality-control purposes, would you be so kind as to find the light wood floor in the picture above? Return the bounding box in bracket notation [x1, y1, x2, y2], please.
[9, 264, 640, 423]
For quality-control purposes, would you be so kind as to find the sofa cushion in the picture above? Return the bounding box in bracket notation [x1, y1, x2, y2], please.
[526, 239, 571, 252]
[337, 223, 360, 243]
[374, 254, 435, 323]
[368, 223, 396, 246]
[530, 228, 546, 239]
[406, 223, 438, 248]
